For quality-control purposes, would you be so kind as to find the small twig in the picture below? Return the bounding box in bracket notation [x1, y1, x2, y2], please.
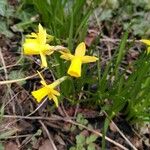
[111, 120, 137, 150]
[2, 92, 19, 108]
[74, 87, 84, 117]
[106, 42, 112, 59]
[60, 102, 69, 117]
[26, 98, 48, 117]
[100, 37, 141, 44]
[2, 114, 72, 121]
[0, 63, 30, 71]
[0, 134, 33, 139]
[104, 112, 138, 150]
[2, 98, 47, 129]
[0, 48, 8, 80]
[0, 48, 17, 114]
[0, 69, 46, 85]
[39, 120, 57, 150]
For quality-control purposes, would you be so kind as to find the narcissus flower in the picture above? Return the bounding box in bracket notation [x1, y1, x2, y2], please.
[60, 42, 98, 77]
[140, 39, 150, 53]
[31, 71, 67, 107]
[23, 24, 55, 67]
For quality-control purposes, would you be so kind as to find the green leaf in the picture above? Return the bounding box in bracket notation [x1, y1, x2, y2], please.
[99, 9, 112, 21]
[114, 30, 128, 79]
[86, 134, 98, 144]
[76, 134, 86, 145]
[76, 145, 85, 150]
[0, 143, 4, 150]
[87, 143, 96, 150]
[0, 20, 13, 37]
[69, 147, 76, 150]
[0, 0, 7, 16]
[76, 113, 88, 130]
[8, 70, 26, 85]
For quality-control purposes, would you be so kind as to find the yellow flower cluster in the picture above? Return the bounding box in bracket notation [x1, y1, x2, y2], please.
[23, 24, 98, 106]
[60, 42, 98, 77]
[32, 71, 67, 107]
[23, 24, 55, 68]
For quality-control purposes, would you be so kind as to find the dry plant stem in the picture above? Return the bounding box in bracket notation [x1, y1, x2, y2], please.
[100, 36, 140, 43]
[2, 93, 19, 108]
[0, 63, 29, 71]
[3, 98, 47, 129]
[106, 42, 112, 59]
[74, 88, 84, 117]
[60, 102, 69, 117]
[26, 98, 48, 117]
[0, 48, 17, 114]
[104, 112, 138, 150]
[19, 135, 34, 149]
[57, 103, 66, 117]
[0, 48, 8, 80]
[0, 134, 33, 139]
[0, 34, 23, 71]
[0, 69, 46, 85]
[39, 120, 57, 150]
[3, 115, 128, 150]
[0, 73, 38, 85]
[111, 121, 137, 150]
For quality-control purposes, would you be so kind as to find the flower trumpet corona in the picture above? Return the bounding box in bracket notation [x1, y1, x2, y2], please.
[31, 71, 67, 107]
[60, 42, 98, 77]
[23, 24, 55, 67]
[140, 39, 150, 53]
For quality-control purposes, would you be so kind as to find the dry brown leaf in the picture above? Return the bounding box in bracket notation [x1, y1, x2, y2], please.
[55, 135, 65, 146]
[85, 28, 99, 47]
[39, 139, 54, 150]
[5, 142, 19, 150]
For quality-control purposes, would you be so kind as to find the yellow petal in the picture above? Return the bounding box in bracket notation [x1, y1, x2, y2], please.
[75, 42, 86, 57]
[40, 52, 47, 68]
[67, 57, 82, 77]
[37, 71, 47, 86]
[43, 45, 54, 55]
[49, 94, 59, 107]
[26, 32, 38, 38]
[40, 80, 47, 86]
[147, 47, 150, 54]
[45, 50, 54, 55]
[60, 52, 74, 61]
[23, 42, 40, 55]
[140, 39, 150, 46]
[25, 38, 38, 43]
[38, 24, 46, 44]
[50, 89, 60, 96]
[31, 87, 49, 103]
[82, 56, 98, 63]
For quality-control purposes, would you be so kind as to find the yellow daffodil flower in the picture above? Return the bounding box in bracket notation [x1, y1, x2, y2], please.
[31, 71, 67, 107]
[60, 42, 98, 77]
[23, 24, 55, 67]
[140, 39, 150, 53]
